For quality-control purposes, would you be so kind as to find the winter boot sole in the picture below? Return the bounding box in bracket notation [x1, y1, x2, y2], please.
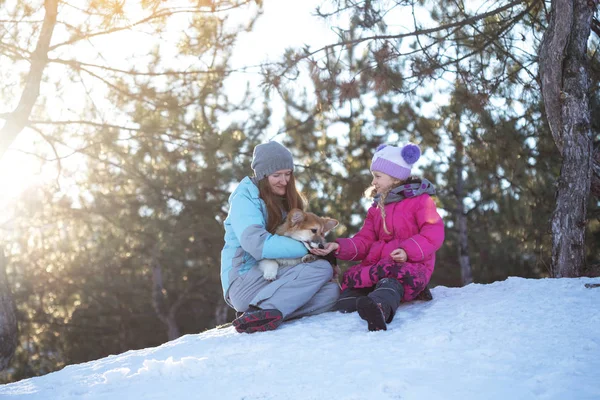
[232, 309, 283, 334]
[356, 296, 387, 331]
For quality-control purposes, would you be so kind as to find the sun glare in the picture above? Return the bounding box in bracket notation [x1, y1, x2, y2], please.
[0, 130, 45, 220]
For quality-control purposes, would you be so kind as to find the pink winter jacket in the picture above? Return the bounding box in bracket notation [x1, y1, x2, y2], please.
[336, 192, 444, 301]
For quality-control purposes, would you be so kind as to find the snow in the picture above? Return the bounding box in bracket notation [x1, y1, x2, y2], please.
[1, 277, 599, 400]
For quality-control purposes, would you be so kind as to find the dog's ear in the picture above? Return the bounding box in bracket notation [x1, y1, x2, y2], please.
[322, 218, 339, 235]
[288, 209, 305, 226]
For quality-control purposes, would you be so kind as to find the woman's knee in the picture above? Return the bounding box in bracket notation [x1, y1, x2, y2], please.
[227, 293, 247, 313]
[323, 281, 341, 301]
[314, 282, 340, 313]
[304, 258, 334, 280]
[226, 271, 268, 312]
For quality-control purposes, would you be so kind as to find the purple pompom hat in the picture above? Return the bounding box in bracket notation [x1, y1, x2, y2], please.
[371, 143, 421, 180]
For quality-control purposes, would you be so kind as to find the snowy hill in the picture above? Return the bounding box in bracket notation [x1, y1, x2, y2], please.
[1, 277, 599, 400]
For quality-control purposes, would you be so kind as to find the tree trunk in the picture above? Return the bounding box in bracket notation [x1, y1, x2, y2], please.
[0, 0, 58, 159]
[0, 252, 18, 371]
[165, 309, 181, 341]
[539, 0, 595, 277]
[592, 148, 600, 199]
[151, 262, 182, 341]
[454, 132, 473, 286]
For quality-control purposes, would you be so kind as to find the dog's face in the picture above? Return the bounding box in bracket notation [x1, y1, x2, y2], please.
[276, 208, 338, 250]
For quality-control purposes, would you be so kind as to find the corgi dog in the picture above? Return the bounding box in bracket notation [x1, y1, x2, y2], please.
[258, 208, 339, 281]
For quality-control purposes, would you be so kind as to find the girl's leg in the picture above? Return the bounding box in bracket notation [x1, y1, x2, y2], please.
[333, 287, 373, 313]
[368, 277, 404, 322]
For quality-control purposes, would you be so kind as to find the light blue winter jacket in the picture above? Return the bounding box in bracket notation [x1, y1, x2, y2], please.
[220, 176, 308, 299]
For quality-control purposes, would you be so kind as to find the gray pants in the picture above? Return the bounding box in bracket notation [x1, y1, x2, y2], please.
[227, 259, 340, 320]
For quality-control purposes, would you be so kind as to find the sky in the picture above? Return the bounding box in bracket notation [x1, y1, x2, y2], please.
[229, 0, 335, 80]
[1, 276, 599, 399]
[225, 0, 337, 139]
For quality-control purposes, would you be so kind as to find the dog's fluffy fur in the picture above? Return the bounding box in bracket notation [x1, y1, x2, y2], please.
[258, 208, 338, 281]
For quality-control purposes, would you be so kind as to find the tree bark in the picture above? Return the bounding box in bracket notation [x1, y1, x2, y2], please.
[456, 144, 473, 286]
[151, 259, 182, 341]
[539, 0, 595, 277]
[0, 0, 58, 159]
[592, 148, 600, 198]
[452, 126, 473, 286]
[0, 251, 18, 371]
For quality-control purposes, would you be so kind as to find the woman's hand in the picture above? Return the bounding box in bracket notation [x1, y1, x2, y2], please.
[309, 242, 339, 256]
[390, 248, 407, 263]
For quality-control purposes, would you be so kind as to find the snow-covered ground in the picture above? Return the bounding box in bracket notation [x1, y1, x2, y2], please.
[1, 277, 599, 400]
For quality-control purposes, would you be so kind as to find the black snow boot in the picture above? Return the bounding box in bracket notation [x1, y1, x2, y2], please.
[334, 287, 372, 313]
[356, 296, 390, 331]
[357, 278, 404, 331]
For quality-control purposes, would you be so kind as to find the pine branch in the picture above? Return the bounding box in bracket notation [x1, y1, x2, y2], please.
[274, 0, 525, 78]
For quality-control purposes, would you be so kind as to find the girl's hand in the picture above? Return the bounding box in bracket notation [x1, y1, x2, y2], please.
[309, 242, 339, 256]
[390, 248, 407, 263]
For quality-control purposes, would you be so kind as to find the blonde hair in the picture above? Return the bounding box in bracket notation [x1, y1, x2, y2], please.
[365, 178, 402, 235]
[258, 174, 306, 233]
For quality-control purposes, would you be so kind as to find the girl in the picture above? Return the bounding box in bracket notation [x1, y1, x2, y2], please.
[313, 143, 444, 331]
[221, 141, 339, 333]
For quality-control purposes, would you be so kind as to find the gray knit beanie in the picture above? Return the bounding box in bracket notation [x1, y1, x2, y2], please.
[251, 141, 294, 180]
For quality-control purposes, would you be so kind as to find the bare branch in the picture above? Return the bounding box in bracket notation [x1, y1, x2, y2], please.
[453, 0, 540, 83]
[28, 125, 62, 189]
[49, 1, 256, 51]
[48, 56, 271, 78]
[0, 0, 58, 160]
[30, 119, 141, 131]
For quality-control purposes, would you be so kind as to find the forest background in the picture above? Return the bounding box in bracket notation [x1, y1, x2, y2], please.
[0, 0, 598, 383]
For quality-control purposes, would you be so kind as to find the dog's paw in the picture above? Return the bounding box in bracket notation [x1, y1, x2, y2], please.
[302, 254, 318, 263]
[258, 259, 279, 281]
[263, 270, 277, 281]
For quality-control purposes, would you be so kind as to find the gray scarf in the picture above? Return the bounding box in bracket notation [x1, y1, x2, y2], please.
[373, 178, 436, 205]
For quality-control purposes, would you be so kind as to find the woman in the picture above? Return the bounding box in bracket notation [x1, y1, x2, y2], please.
[221, 141, 339, 333]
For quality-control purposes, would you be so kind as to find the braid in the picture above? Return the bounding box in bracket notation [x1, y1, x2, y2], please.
[378, 191, 392, 234]
[373, 177, 404, 235]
